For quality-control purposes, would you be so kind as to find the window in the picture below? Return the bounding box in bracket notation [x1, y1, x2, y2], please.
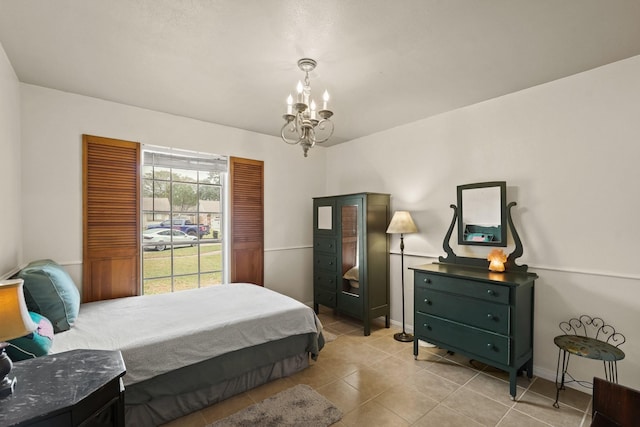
[141, 146, 227, 294]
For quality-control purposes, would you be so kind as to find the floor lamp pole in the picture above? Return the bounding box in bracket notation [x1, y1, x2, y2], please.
[394, 233, 413, 342]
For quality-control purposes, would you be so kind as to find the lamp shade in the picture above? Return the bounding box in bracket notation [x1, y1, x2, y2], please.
[0, 279, 37, 342]
[386, 211, 418, 234]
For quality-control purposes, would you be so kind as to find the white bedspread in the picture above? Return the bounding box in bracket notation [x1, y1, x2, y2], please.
[50, 283, 319, 385]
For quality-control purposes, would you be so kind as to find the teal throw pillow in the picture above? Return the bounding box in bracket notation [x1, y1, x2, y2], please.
[6, 312, 54, 361]
[17, 259, 80, 333]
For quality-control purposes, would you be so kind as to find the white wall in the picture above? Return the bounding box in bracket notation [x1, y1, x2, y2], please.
[19, 84, 326, 303]
[0, 42, 21, 277]
[325, 56, 640, 390]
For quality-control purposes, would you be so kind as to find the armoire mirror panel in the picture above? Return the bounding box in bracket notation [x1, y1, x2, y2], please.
[341, 204, 359, 296]
[457, 181, 507, 246]
[317, 206, 333, 230]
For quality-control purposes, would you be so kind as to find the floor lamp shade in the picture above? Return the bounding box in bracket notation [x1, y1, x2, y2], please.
[386, 211, 418, 235]
[387, 211, 418, 342]
[1, 279, 37, 397]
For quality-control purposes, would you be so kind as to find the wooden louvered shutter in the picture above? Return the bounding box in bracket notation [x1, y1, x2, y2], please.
[230, 156, 264, 285]
[83, 134, 140, 302]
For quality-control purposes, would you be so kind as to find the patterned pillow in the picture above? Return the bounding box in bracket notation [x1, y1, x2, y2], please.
[6, 312, 55, 361]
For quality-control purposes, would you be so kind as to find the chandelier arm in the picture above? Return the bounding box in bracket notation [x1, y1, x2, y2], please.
[281, 122, 303, 145]
[312, 119, 335, 144]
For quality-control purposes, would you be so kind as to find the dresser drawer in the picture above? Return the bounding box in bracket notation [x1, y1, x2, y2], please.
[415, 272, 509, 304]
[337, 291, 362, 318]
[314, 288, 336, 308]
[415, 288, 510, 335]
[314, 237, 337, 254]
[314, 253, 338, 272]
[415, 313, 510, 365]
[314, 271, 337, 291]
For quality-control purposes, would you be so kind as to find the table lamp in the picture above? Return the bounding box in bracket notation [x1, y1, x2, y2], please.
[0, 279, 37, 398]
[386, 211, 418, 342]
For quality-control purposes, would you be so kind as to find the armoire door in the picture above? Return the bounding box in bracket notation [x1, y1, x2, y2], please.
[337, 196, 364, 318]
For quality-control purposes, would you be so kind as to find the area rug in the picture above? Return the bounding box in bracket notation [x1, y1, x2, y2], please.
[323, 330, 337, 343]
[208, 384, 342, 427]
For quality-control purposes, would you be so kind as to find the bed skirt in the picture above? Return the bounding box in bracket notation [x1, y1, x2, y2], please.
[125, 333, 317, 426]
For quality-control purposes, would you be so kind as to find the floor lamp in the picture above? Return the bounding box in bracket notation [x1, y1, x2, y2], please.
[386, 211, 418, 342]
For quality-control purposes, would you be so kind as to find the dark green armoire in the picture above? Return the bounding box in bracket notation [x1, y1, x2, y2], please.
[312, 193, 390, 335]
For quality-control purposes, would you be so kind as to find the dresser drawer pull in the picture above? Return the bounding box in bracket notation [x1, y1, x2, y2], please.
[423, 298, 431, 305]
[487, 289, 495, 296]
[423, 323, 432, 330]
[329, 261, 333, 265]
[487, 313, 493, 319]
[487, 343, 494, 350]
[423, 278, 432, 284]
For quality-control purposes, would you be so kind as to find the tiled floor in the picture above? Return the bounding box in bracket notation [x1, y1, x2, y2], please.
[163, 307, 592, 427]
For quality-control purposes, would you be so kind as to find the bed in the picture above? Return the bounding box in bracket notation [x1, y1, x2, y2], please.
[49, 283, 325, 426]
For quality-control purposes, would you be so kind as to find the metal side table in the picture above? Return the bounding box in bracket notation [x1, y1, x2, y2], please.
[553, 315, 625, 408]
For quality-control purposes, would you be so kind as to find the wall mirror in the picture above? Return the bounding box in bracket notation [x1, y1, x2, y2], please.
[457, 181, 507, 246]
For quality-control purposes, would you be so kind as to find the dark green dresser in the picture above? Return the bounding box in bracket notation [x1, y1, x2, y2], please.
[313, 193, 390, 335]
[411, 262, 537, 398]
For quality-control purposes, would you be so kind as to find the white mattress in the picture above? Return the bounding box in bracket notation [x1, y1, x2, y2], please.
[50, 283, 320, 385]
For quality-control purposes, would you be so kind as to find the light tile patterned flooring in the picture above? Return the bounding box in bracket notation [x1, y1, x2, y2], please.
[163, 307, 592, 427]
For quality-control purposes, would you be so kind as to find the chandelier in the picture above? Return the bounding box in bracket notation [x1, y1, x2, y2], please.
[281, 58, 334, 157]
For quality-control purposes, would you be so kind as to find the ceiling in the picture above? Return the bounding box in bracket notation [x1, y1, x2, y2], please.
[1, 0, 640, 145]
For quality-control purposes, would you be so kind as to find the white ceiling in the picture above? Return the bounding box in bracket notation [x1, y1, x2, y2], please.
[1, 0, 640, 145]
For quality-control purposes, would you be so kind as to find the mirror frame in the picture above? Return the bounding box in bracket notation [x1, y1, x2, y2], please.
[457, 181, 507, 247]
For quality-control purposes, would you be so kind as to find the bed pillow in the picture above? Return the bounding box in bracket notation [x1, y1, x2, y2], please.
[6, 312, 54, 361]
[17, 259, 80, 333]
[343, 266, 359, 281]
[343, 266, 360, 289]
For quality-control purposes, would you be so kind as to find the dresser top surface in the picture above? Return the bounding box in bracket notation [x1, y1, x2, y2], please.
[410, 262, 537, 285]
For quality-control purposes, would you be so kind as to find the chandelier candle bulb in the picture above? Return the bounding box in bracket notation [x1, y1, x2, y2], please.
[296, 81, 303, 103]
[286, 94, 293, 115]
[310, 100, 317, 120]
[323, 90, 330, 110]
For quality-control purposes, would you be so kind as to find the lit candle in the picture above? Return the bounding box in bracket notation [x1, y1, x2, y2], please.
[323, 90, 330, 110]
[286, 94, 293, 115]
[296, 81, 303, 103]
[310, 100, 316, 120]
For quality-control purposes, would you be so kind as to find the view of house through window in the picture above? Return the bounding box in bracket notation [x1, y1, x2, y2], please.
[142, 146, 227, 294]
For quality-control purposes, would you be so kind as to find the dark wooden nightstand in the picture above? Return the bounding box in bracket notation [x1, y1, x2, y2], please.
[0, 349, 126, 427]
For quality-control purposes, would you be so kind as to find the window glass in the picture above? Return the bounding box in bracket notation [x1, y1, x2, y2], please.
[142, 147, 227, 294]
